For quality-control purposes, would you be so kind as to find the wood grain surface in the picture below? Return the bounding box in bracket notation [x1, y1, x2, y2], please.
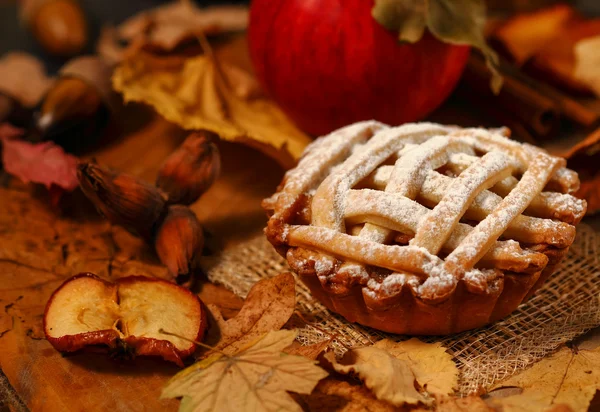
[0, 113, 283, 411]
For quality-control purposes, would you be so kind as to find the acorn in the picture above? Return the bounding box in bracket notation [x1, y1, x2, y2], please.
[77, 162, 167, 240]
[154, 205, 204, 280]
[156, 131, 221, 205]
[21, 0, 88, 57]
[32, 56, 118, 150]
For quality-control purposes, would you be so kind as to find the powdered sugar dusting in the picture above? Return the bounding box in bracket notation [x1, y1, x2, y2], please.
[265, 121, 585, 301]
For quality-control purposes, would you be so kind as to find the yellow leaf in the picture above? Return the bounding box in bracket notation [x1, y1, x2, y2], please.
[373, 338, 458, 396]
[205, 272, 296, 356]
[324, 338, 458, 407]
[112, 50, 312, 168]
[161, 329, 329, 412]
[324, 345, 428, 406]
[488, 345, 600, 412]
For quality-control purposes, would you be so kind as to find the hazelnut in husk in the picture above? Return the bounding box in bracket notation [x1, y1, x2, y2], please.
[23, 0, 88, 57]
[156, 131, 221, 205]
[154, 205, 204, 280]
[77, 162, 167, 240]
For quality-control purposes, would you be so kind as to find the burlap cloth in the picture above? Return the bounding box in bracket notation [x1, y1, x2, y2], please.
[202, 224, 600, 396]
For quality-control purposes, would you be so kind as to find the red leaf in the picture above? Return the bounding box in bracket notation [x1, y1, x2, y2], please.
[1, 125, 79, 192]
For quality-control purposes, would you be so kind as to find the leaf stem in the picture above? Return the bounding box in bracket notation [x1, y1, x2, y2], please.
[159, 328, 230, 356]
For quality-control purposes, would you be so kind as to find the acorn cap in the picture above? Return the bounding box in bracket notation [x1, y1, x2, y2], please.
[59, 56, 120, 114]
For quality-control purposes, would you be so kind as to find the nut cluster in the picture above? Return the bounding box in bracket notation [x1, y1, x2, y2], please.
[78, 131, 220, 283]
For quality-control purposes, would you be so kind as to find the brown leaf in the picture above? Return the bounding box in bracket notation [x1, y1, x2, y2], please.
[97, 1, 248, 61]
[373, 338, 458, 397]
[492, 4, 578, 65]
[324, 346, 427, 406]
[488, 345, 600, 411]
[0, 52, 53, 107]
[0, 187, 173, 353]
[323, 338, 458, 407]
[162, 329, 328, 412]
[284, 338, 333, 360]
[491, 5, 600, 95]
[112, 42, 312, 168]
[433, 396, 493, 412]
[574, 35, 600, 98]
[300, 378, 401, 412]
[204, 272, 296, 356]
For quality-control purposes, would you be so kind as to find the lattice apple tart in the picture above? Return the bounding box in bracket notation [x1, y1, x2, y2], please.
[263, 121, 587, 335]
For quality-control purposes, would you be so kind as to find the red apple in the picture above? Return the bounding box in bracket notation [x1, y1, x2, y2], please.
[44, 273, 207, 366]
[248, 0, 471, 136]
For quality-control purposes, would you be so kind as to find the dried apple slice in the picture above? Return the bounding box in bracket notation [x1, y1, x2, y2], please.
[44, 273, 206, 366]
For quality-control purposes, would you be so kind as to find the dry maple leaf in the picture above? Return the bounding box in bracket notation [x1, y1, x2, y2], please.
[488, 345, 600, 412]
[161, 329, 329, 412]
[300, 377, 400, 412]
[324, 338, 458, 407]
[112, 49, 311, 168]
[284, 338, 333, 360]
[204, 272, 296, 356]
[324, 345, 427, 406]
[373, 338, 458, 396]
[432, 395, 493, 412]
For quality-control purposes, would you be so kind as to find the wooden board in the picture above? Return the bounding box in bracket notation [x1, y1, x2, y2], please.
[0, 114, 283, 411]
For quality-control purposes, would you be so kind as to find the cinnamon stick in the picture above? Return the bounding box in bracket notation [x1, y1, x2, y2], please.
[463, 53, 560, 138]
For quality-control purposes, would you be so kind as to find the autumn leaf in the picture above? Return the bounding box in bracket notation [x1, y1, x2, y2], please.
[161, 329, 329, 412]
[324, 338, 458, 406]
[284, 338, 332, 360]
[433, 396, 493, 412]
[488, 345, 600, 412]
[300, 378, 399, 412]
[0, 125, 79, 192]
[204, 272, 296, 356]
[97, 1, 249, 63]
[112, 46, 312, 168]
[373, 338, 458, 396]
[324, 345, 426, 405]
[574, 36, 600, 98]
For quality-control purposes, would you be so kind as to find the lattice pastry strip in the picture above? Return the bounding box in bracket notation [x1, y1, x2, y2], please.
[343, 190, 548, 274]
[368, 159, 585, 225]
[311, 124, 454, 231]
[445, 152, 563, 274]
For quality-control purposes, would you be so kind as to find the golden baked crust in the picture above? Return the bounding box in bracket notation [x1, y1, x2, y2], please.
[263, 121, 586, 334]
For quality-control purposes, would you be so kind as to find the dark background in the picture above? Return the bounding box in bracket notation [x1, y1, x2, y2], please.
[0, 0, 598, 74]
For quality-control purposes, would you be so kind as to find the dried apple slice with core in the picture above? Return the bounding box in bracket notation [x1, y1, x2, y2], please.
[44, 273, 206, 366]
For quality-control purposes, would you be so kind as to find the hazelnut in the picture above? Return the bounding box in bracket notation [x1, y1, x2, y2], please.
[156, 131, 221, 205]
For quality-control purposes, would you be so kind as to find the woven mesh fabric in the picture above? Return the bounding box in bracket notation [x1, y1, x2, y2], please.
[202, 224, 600, 395]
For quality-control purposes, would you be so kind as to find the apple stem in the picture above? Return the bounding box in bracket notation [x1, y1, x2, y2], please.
[158, 328, 230, 357]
